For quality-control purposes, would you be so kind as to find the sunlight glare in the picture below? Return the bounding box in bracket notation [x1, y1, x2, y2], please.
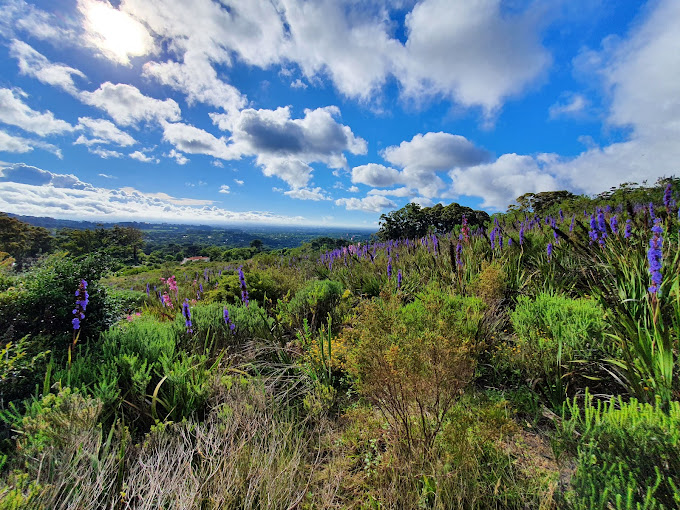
[80, 0, 154, 65]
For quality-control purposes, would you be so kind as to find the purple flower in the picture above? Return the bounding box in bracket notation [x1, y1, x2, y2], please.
[455, 242, 463, 267]
[569, 215, 575, 233]
[387, 257, 392, 280]
[182, 299, 193, 333]
[547, 243, 553, 260]
[624, 219, 632, 239]
[610, 215, 618, 235]
[146, 283, 150, 296]
[647, 219, 663, 295]
[397, 269, 402, 289]
[238, 266, 249, 306]
[223, 307, 236, 334]
[72, 280, 88, 331]
[519, 223, 525, 246]
[663, 183, 673, 212]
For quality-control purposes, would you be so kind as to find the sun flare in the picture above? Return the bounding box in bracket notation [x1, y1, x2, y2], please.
[80, 0, 154, 65]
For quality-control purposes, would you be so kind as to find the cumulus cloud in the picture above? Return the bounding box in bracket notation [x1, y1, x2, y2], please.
[76, 117, 136, 146]
[80, 82, 181, 127]
[335, 195, 396, 213]
[129, 150, 159, 163]
[162, 122, 237, 160]
[117, 0, 549, 115]
[0, 162, 93, 189]
[283, 187, 330, 201]
[374, 132, 491, 197]
[218, 184, 230, 194]
[544, 0, 680, 196]
[165, 149, 189, 165]
[9, 40, 86, 95]
[143, 56, 246, 115]
[352, 163, 401, 187]
[0, 129, 62, 157]
[0, 88, 75, 136]
[213, 105, 367, 188]
[234, 179, 244, 186]
[397, 0, 550, 115]
[448, 153, 560, 210]
[0, 163, 307, 224]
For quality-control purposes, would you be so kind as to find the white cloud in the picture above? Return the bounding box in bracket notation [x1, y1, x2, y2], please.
[546, 0, 680, 196]
[352, 163, 401, 187]
[0, 162, 93, 189]
[368, 186, 415, 198]
[165, 148, 189, 165]
[0, 88, 75, 136]
[335, 195, 396, 213]
[80, 82, 181, 127]
[379, 132, 491, 197]
[119, 0, 549, 115]
[234, 179, 244, 186]
[129, 150, 159, 163]
[1, 1, 78, 44]
[448, 153, 560, 210]
[0, 129, 62, 157]
[98, 173, 116, 179]
[218, 184, 230, 194]
[216, 105, 367, 188]
[89, 147, 124, 159]
[162, 122, 237, 160]
[348, 185, 359, 193]
[397, 0, 550, 116]
[76, 117, 136, 146]
[410, 196, 433, 207]
[9, 40, 86, 95]
[283, 187, 330, 201]
[78, 0, 156, 65]
[0, 163, 307, 225]
[143, 56, 246, 115]
[549, 93, 588, 119]
[291, 79, 307, 89]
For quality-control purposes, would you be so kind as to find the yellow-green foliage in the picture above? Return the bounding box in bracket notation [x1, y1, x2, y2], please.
[346, 285, 483, 451]
[556, 393, 680, 509]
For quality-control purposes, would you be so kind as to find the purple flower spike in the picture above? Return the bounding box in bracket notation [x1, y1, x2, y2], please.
[547, 243, 553, 260]
[663, 183, 672, 212]
[72, 280, 88, 331]
[647, 219, 663, 295]
[624, 219, 632, 239]
[182, 299, 193, 333]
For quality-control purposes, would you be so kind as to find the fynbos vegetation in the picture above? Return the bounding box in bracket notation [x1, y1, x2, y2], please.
[0, 178, 679, 509]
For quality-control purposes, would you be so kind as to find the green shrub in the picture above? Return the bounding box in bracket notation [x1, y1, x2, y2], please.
[284, 279, 344, 331]
[347, 286, 483, 452]
[555, 393, 680, 509]
[510, 293, 608, 403]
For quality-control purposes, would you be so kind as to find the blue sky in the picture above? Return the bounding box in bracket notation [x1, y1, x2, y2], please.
[0, 0, 677, 228]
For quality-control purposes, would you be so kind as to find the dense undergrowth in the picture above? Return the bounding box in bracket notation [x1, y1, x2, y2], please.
[0, 179, 679, 509]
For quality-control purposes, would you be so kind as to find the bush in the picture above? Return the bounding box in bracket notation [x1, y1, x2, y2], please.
[509, 293, 608, 404]
[555, 393, 680, 509]
[0, 253, 117, 350]
[346, 286, 483, 452]
[284, 279, 344, 331]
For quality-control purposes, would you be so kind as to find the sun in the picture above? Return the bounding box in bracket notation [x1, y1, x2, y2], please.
[80, 0, 154, 65]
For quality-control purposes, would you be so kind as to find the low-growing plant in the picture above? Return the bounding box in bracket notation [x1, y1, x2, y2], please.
[346, 285, 483, 452]
[555, 392, 680, 509]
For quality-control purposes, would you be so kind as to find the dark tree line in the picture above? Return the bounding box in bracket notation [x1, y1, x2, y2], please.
[377, 202, 489, 241]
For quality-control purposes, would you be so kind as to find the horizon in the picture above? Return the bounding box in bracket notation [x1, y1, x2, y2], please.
[1, 1, 678, 228]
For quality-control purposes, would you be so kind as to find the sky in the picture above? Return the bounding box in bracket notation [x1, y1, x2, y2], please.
[0, 0, 678, 228]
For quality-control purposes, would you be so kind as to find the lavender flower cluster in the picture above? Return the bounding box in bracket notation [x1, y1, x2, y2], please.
[72, 279, 88, 330]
